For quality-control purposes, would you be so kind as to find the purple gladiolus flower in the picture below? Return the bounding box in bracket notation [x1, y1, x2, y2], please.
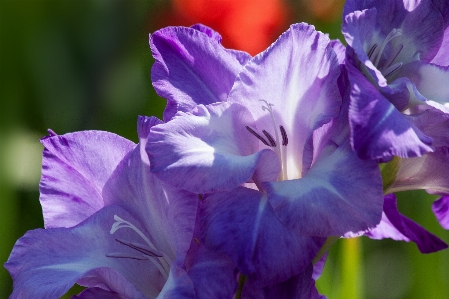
[146, 23, 384, 285]
[342, 0, 449, 160]
[5, 117, 202, 298]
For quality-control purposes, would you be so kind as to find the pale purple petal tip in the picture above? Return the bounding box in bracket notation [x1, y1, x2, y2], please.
[432, 196, 449, 230]
[39, 131, 135, 228]
[150, 26, 245, 121]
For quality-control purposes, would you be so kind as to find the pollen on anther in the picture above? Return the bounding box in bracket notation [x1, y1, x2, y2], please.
[246, 126, 270, 146]
[280, 126, 288, 146]
[262, 130, 277, 147]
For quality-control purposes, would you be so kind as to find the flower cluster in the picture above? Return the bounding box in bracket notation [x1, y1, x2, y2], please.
[5, 0, 449, 298]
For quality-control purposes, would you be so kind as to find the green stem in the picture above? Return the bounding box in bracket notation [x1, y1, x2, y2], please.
[235, 274, 247, 299]
[313, 236, 340, 264]
[340, 238, 363, 299]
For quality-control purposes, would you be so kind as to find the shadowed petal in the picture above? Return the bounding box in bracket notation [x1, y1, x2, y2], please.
[266, 140, 383, 237]
[5, 205, 167, 299]
[156, 264, 196, 299]
[366, 194, 448, 253]
[344, 0, 445, 63]
[432, 196, 449, 229]
[104, 116, 198, 265]
[202, 187, 325, 285]
[71, 287, 124, 299]
[242, 264, 326, 299]
[150, 26, 248, 121]
[147, 102, 280, 193]
[39, 131, 135, 228]
[347, 61, 433, 159]
[188, 246, 238, 299]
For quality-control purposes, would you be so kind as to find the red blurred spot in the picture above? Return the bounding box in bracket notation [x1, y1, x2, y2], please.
[163, 0, 290, 56]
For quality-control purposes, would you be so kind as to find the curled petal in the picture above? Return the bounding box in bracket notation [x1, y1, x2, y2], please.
[432, 196, 449, 229]
[147, 102, 280, 193]
[347, 61, 433, 159]
[366, 194, 448, 253]
[150, 26, 247, 121]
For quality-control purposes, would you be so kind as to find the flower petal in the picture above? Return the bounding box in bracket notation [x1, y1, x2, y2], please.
[406, 105, 449, 148]
[5, 205, 165, 299]
[150, 26, 247, 121]
[432, 196, 449, 229]
[229, 23, 341, 178]
[344, 0, 445, 63]
[266, 139, 383, 237]
[387, 148, 449, 195]
[201, 186, 325, 285]
[399, 61, 449, 108]
[431, 0, 449, 65]
[366, 194, 448, 253]
[156, 264, 196, 299]
[347, 61, 433, 159]
[71, 287, 124, 299]
[39, 131, 135, 228]
[146, 102, 280, 193]
[187, 246, 238, 299]
[242, 264, 326, 299]
[103, 116, 198, 265]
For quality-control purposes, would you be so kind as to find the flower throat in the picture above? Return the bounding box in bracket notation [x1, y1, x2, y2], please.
[246, 100, 289, 180]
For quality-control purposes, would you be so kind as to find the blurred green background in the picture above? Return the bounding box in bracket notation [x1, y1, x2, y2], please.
[0, 0, 447, 298]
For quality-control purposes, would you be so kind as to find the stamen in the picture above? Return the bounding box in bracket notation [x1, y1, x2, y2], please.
[262, 130, 276, 147]
[259, 99, 287, 181]
[246, 126, 270, 146]
[110, 215, 170, 280]
[382, 62, 403, 78]
[373, 28, 403, 67]
[367, 44, 378, 59]
[115, 238, 163, 257]
[280, 126, 288, 146]
[105, 253, 148, 260]
[383, 44, 403, 70]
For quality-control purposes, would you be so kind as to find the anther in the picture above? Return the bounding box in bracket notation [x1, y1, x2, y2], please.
[383, 44, 403, 70]
[280, 126, 288, 146]
[382, 62, 403, 78]
[115, 238, 163, 257]
[246, 126, 270, 146]
[262, 130, 277, 147]
[105, 253, 148, 260]
[367, 44, 378, 59]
